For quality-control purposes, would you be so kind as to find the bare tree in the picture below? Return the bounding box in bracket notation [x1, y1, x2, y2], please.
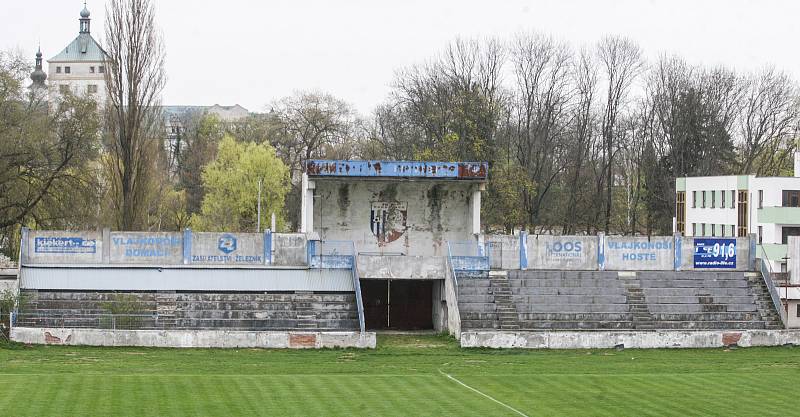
[737, 68, 800, 175]
[597, 36, 644, 233]
[509, 32, 573, 230]
[104, 0, 166, 230]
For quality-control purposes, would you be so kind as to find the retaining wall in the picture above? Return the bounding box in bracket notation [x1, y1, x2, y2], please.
[460, 330, 800, 349]
[11, 327, 376, 348]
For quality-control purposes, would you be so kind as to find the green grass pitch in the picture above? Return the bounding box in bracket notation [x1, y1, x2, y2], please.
[0, 334, 797, 416]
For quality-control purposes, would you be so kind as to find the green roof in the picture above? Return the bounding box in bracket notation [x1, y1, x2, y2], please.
[49, 34, 107, 63]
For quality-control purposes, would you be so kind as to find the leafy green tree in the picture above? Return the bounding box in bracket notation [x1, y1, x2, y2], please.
[177, 113, 224, 215]
[0, 51, 101, 258]
[191, 136, 290, 232]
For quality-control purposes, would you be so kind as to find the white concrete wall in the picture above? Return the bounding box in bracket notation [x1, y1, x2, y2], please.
[311, 179, 478, 256]
[485, 235, 520, 270]
[461, 330, 800, 349]
[11, 327, 376, 349]
[787, 300, 800, 328]
[357, 255, 446, 279]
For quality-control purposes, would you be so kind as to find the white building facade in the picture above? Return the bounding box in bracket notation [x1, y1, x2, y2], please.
[677, 155, 800, 327]
[47, 5, 108, 106]
[677, 168, 800, 272]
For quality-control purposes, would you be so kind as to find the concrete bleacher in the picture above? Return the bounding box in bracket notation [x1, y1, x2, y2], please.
[457, 270, 782, 331]
[17, 290, 359, 331]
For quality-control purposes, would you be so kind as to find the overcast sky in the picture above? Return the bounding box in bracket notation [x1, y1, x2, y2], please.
[4, 0, 799, 113]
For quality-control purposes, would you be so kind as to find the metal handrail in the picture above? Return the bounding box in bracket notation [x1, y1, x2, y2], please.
[757, 246, 788, 328]
[349, 242, 366, 334]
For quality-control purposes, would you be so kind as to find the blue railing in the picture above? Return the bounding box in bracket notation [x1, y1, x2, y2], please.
[308, 240, 354, 269]
[757, 247, 787, 328]
[447, 240, 490, 272]
[349, 242, 366, 334]
[307, 240, 365, 333]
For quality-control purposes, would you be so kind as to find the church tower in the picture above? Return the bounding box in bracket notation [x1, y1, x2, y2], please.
[48, 3, 109, 105]
[30, 47, 47, 89]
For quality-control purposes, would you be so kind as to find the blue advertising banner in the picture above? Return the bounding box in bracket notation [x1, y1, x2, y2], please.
[693, 239, 736, 269]
[34, 237, 96, 254]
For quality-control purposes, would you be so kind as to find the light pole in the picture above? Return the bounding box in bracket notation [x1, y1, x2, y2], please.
[257, 177, 263, 232]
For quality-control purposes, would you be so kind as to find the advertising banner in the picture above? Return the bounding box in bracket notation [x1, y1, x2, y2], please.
[110, 232, 183, 264]
[34, 236, 96, 254]
[693, 238, 736, 269]
[527, 236, 598, 270]
[604, 236, 674, 270]
[26, 231, 103, 264]
[191, 232, 264, 265]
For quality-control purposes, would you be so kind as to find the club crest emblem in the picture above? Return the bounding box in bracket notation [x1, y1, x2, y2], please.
[370, 201, 408, 245]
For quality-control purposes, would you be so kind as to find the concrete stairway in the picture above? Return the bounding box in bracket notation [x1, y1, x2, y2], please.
[17, 290, 359, 331]
[746, 273, 784, 329]
[488, 271, 520, 330]
[458, 270, 784, 331]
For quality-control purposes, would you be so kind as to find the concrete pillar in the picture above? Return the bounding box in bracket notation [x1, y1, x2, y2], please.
[748, 233, 757, 271]
[264, 229, 273, 265]
[471, 185, 482, 235]
[19, 227, 29, 265]
[102, 228, 111, 264]
[182, 228, 192, 265]
[597, 232, 605, 271]
[300, 174, 315, 234]
[794, 151, 800, 177]
[519, 231, 528, 270]
[789, 236, 800, 285]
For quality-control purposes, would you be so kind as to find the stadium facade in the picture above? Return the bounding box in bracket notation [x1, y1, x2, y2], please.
[7, 160, 800, 348]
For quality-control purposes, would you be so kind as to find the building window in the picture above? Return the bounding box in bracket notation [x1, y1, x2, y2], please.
[702, 223, 706, 236]
[701, 191, 706, 208]
[737, 191, 749, 237]
[781, 227, 800, 244]
[676, 192, 686, 235]
[59, 84, 69, 94]
[712, 224, 716, 237]
[730, 190, 735, 209]
[797, 304, 800, 318]
[90, 66, 95, 73]
[692, 191, 697, 208]
[65, 66, 71, 74]
[692, 223, 697, 236]
[721, 224, 725, 237]
[87, 84, 98, 94]
[758, 190, 763, 209]
[782, 190, 800, 207]
[730, 225, 735, 236]
[711, 191, 716, 208]
[758, 226, 763, 244]
[99, 65, 105, 73]
[56, 66, 62, 74]
[721, 190, 726, 208]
